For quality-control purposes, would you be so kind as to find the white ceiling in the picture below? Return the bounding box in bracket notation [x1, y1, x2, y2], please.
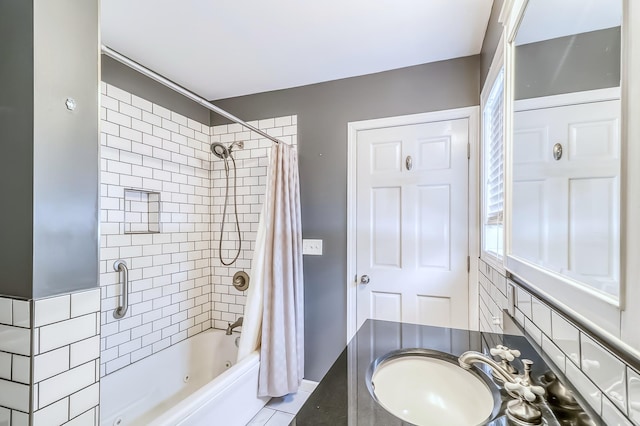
[101, 0, 493, 100]
[516, 0, 621, 46]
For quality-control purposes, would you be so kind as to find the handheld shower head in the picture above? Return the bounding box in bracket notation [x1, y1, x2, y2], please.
[210, 141, 244, 159]
[211, 140, 244, 266]
[211, 142, 229, 159]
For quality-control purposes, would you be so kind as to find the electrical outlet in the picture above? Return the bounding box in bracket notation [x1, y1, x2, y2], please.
[302, 239, 323, 255]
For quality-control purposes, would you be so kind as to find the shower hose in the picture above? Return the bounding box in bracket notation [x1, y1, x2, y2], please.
[219, 153, 242, 266]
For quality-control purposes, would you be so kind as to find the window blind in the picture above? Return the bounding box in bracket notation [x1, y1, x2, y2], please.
[484, 69, 504, 225]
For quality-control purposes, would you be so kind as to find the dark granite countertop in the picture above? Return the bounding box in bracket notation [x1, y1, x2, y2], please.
[290, 319, 603, 426]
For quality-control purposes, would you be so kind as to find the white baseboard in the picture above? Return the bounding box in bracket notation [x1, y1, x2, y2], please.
[299, 379, 319, 393]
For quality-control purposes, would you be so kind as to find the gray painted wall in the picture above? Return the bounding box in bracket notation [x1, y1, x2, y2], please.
[211, 56, 481, 380]
[102, 55, 211, 125]
[32, 0, 100, 298]
[0, 1, 34, 299]
[515, 27, 621, 100]
[480, 0, 505, 88]
[0, 0, 100, 299]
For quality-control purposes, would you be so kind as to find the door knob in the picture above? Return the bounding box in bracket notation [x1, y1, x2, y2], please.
[360, 275, 370, 284]
[405, 156, 413, 171]
[553, 143, 563, 160]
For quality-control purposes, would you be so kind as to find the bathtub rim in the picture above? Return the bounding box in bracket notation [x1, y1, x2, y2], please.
[147, 350, 262, 426]
[100, 328, 260, 426]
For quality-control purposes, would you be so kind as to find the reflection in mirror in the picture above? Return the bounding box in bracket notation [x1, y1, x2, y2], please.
[511, 0, 622, 299]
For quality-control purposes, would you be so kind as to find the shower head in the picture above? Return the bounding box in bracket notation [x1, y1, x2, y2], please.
[229, 141, 244, 151]
[210, 141, 244, 160]
[211, 142, 229, 159]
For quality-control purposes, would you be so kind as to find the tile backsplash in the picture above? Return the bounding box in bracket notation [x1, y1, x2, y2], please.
[478, 258, 639, 426]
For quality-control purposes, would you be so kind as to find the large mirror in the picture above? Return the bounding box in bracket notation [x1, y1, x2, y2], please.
[508, 0, 623, 304]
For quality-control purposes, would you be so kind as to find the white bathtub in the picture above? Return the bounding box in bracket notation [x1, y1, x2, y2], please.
[100, 329, 269, 426]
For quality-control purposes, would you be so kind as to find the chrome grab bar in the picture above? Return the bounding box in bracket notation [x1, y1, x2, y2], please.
[113, 260, 129, 319]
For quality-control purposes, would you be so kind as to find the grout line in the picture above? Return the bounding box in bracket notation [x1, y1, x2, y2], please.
[33, 358, 98, 387]
[483, 270, 638, 423]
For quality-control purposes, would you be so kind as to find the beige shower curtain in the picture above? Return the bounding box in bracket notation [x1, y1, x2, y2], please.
[257, 142, 304, 397]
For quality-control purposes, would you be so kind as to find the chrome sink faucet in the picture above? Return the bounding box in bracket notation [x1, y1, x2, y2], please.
[459, 347, 546, 425]
[459, 350, 518, 384]
[226, 317, 243, 335]
[491, 344, 520, 377]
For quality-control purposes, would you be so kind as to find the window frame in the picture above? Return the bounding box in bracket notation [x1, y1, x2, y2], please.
[502, 0, 629, 340]
[480, 32, 506, 273]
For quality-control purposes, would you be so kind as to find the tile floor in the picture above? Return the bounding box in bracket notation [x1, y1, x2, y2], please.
[246, 381, 318, 426]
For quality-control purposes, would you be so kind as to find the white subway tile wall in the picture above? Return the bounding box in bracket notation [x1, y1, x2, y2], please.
[628, 368, 640, 424]
[0, 297, 31, 424]
[100, 81, 298, 374]
[32, 289, 102, 426]
[478, 258, 640, 425]
[100, 82, 214, 376]
[477, 261, 508, 334]
[209, 117, 297, 330]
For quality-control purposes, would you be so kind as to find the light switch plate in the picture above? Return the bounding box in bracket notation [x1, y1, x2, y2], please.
[302, 239, 323, 255]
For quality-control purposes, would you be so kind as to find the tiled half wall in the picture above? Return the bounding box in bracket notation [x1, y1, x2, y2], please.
[0, 289, 102, 426]
[478, 259, 640, 426]
[0, 297, 31, 426]
[99, 81, 298, 375]
[32, 290, 102, 426]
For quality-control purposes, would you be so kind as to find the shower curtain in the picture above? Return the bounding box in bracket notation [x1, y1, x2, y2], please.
[237, 142, 304, 398]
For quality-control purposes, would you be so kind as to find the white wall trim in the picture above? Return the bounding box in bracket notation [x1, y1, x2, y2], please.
[514, 87, 621, 112]
[480, 30, 507, 276]
[498, 0, 515, 25]
[482, 32, 506, 102]
[467, 108, 481, 331]
[346, 106, 480, 341]
[620, 0, 640, 352]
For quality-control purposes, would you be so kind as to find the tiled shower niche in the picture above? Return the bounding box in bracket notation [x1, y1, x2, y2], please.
[124, 189, 160, 234]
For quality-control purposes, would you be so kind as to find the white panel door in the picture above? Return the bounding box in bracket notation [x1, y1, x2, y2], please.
[356, 119, 469, 330]
[513, 100, 620, 295]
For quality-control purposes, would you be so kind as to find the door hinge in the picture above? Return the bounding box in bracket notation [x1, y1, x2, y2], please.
[467, 256, 470, 273]
[467, 142, 471, 159]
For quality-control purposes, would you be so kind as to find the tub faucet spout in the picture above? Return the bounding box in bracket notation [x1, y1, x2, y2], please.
[226, 317, 243, 335]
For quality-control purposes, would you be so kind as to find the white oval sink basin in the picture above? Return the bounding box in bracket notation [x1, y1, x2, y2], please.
[368, 349, 498, 426]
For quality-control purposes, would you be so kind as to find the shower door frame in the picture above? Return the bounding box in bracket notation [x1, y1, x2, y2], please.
[345, 106, 481, 342]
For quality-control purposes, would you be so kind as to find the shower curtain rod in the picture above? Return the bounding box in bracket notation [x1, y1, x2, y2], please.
[101, 45, 281, 145]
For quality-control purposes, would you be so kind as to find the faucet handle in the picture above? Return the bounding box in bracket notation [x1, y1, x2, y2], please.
[505, 379, 546, 402]
[490, 345, 521, 361]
